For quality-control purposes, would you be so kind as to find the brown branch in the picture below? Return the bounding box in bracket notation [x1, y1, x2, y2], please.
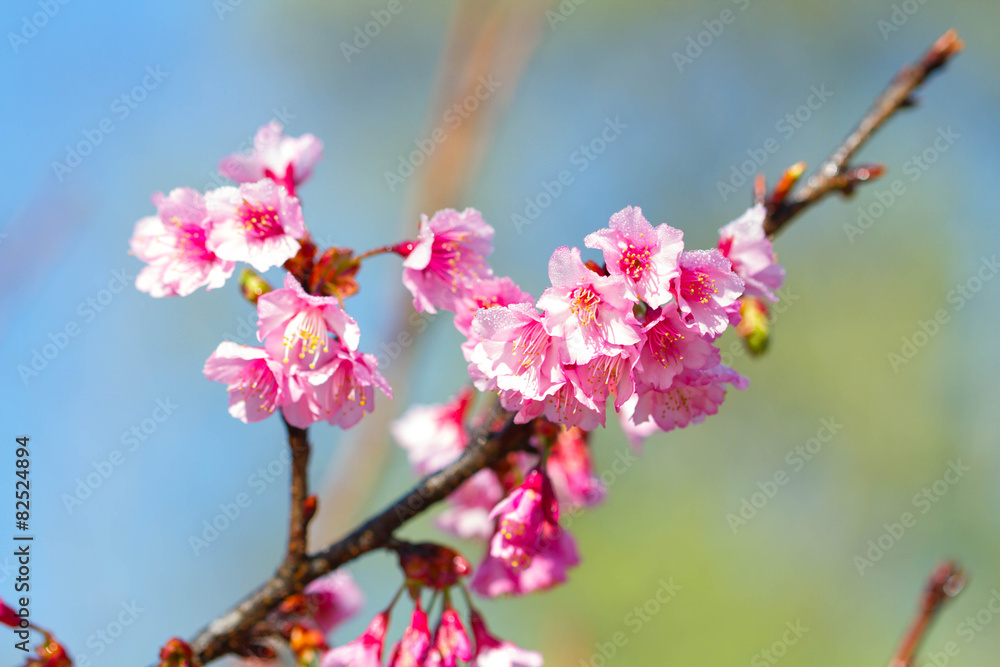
[280, 419, 312, 576]
[764, 29, 964, 236]
[889, 560, 967, 667]
[187, 405, 528, 664]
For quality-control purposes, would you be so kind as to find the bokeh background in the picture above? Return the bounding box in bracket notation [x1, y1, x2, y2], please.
[2, 0, 998, 665]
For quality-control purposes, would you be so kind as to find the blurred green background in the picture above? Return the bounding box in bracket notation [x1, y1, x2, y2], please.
[2, 0, 998, 665]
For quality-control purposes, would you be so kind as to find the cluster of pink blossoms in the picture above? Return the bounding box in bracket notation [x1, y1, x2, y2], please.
[398, 202, 784, 442]
[390, 200, 784, 620]
[131, 121, 784, 667]
[129, 123, 391, 428]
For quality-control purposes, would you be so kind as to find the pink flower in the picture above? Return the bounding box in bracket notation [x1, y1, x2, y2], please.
[718, 204, 785, 301]
[402, 208, 495, 314]
[632, 364, 748, 433]
[390, 388, 472, 475]
[489, 470, 557, 570]
[584, 206, 684, 308]
[472, 519, 580, 597]
[469, 611, 544, 667]
[257, 274, 361, 369]
[388, 602, 432, 667]
[219, 121, 323, 197]
[546, 427, 605, 509]
[537, 246, 641, 364]
[500, 381, 604, 431]
[203, 342, 287, 423]
[566, 346, 640, 412]
[206, 180, 306, 272]
[435, 470, 505, 540]
[130, 188, 235, 297]
[433, 608, 472, 667]
[322, 611, 390, 667]
[471, 303, 564, 401]
[308, 347, 392, 429]
[303, 571, 364, 634]
[635, 308, 717, 390]
[454, 276, 534, 337]
[670, 249, 744, 337]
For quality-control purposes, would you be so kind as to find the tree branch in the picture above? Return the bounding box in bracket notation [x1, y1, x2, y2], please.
[889, 560, 966, 667]
[187, 405, 528, 664]
[764, 29, 964, 236]
[279, 420, 312, 577]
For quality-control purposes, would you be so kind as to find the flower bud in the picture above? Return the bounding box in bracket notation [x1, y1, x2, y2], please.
[239, 269, 272, 305]
[737, 296, 770, 356]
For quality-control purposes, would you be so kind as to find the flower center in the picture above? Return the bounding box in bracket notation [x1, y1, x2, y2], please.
[430, 233, 486, 291]
[236, 199, 282, 240]
[282, 308, 330, 369]
[681, 270, 717, 305]
[230, 359, 278, 414]
[618, 244, 651, 282]
[511, 322, 550, 374]
[580, 354, 625, 398]
[648, 320, 685, 367]
[569, 286, 600, 325]
[170, 218, 216, 263]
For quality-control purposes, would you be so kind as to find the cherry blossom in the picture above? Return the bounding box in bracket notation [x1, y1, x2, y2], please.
[402, 208, 495, 314]
[257, 274, 361, 369]
[584, 205, 684, 308]
[130, 188, 235, 297]
[469, 611, 544, 667]
[432, 607, 472, 667]
[321, 611, 390, 667]
[219, 121, 323, 197]
[387, 601, 431, 667]
[537, 246, 642, 364]
[718, 204, 786, 301]
[206, 180, 306, 272]
[671, 249, 744, 337]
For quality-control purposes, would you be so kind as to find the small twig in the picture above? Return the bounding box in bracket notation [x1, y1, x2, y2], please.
[764, 29, 964, 236]
[187, 406, 526, 664]
[280, 419, 312, 575]
[888, 560, 967, 667]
